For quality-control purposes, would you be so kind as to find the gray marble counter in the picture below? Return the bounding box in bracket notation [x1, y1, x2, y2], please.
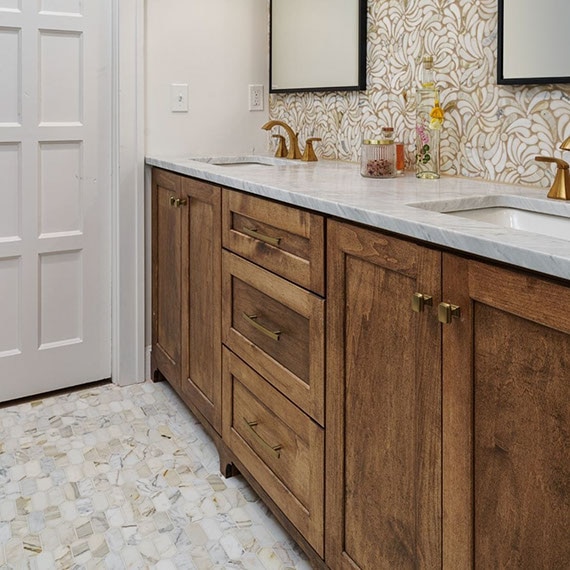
[146, 155, 570, 282]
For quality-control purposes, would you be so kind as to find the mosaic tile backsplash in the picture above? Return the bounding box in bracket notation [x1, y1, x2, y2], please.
[269, 0, 570, 188]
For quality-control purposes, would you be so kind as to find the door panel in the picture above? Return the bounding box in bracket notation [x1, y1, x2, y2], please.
[0, 2, 111, 401]
[326, 221, 442, 569]
[443, 254, 570, 569]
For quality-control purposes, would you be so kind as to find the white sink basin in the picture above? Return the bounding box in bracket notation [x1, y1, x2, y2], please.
[409, 195, 570, 241]
[189, 155, 305, 167]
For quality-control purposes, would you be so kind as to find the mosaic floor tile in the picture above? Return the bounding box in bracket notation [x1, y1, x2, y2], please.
[0, 381, 312, 569]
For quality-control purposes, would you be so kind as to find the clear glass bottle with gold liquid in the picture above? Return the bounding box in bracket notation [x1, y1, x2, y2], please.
[416, 55, 442, 179]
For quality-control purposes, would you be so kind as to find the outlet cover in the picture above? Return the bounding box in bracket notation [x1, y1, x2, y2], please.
[248, 84, 264, 111]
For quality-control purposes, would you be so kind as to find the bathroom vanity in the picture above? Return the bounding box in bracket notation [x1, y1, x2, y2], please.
[148, 156, 570, 569]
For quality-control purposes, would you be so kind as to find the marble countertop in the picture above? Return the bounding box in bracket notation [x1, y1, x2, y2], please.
[146, 155, 570, 282]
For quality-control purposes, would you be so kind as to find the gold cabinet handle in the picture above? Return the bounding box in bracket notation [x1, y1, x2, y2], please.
[412, 292, 433, 313]
[170, 197, 187, 207]
[242, 313, 281, 341]
[241, 227, 281, 247]
[243, 418, 282, 459]
[438, 302, 461, 324]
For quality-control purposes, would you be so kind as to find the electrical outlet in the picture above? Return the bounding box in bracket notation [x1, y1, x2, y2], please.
[170, 83, 188, 112]
[248, 84, 264, 111]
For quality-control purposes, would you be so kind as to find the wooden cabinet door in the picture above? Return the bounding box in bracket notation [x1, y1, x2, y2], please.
[179, 177, 222, 434]
[326, 221, 442, 569]
[151, 169, 182, 390]
[443, 255, 570, 569]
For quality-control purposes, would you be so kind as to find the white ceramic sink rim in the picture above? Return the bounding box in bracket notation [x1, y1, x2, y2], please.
[188, 155, 307, 167]
[409, 194, 570, 242]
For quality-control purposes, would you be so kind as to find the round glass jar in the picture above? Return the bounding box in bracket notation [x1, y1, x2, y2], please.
[360, 138, 397, 178]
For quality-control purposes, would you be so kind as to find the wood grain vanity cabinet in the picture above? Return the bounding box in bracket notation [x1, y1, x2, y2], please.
[326, 218, 570, 569]
[151, 169, 183, 391]
[221, 189, 326, 558]
[326, 220, 443, 569]
[151, 168, 222, 434]
[152, 168, 569, 569]
[442, 255, 570, 570]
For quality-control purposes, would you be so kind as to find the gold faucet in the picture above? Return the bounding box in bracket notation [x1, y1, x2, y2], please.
[262, 120, 302, 160]
[534, 136, 570, 200]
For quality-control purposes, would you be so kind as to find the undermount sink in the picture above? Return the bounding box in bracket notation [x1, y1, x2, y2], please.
[409, 195, 570, 241]
[189, 155, 305, 167]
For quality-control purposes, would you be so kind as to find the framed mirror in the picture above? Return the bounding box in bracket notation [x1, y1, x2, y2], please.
[270, 0, 367, 93]
[498, 0, 570, 85]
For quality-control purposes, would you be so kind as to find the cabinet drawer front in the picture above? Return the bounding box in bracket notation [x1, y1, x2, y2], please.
[222, 348, 324, 556]
[222, 189, 325, 295]
[222, 251, 325, 425]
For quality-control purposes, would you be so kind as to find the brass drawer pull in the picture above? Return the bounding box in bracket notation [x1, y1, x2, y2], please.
[242, 227, 281, 247]
[438, 302, 461, 324]
[412, 292, 433, 313]
[169, 196, 187, 207]
[243, 418, 283, 459]
[242, 313, 281, 341]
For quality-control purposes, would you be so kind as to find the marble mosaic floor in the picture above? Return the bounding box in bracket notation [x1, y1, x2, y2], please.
[0, 380, 312, 569]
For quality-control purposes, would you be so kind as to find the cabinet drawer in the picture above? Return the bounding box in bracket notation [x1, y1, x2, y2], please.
[222, 189, 325, 295]
[222, 251, 324, 425]
[222, 348, 324, 556]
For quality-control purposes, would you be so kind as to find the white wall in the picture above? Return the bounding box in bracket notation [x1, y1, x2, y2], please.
[145, 0, 269, 156]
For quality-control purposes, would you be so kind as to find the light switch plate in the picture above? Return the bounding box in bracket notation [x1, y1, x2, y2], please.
[170, 83, 188, 112]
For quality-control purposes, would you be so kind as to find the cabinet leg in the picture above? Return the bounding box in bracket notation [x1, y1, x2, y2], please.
[152, 369, 165, 383]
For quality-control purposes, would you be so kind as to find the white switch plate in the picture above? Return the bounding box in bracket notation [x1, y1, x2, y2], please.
[248, 84, 264, 111]
[170, 83, 188, 112]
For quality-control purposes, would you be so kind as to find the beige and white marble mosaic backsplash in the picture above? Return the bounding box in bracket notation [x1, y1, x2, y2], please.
[269, 0, 570, 188]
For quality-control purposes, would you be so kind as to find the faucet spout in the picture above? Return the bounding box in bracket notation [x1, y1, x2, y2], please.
[261, 120, 302, 159]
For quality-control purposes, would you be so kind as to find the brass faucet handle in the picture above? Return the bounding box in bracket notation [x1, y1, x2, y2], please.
[272, 134, 288, 158]
[535, 155, 570, 200]
[302, 137, 322, 162]
[560, 136, 570, 151]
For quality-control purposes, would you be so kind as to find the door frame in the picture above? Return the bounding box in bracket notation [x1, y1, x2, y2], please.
[112, 0, 145, 386]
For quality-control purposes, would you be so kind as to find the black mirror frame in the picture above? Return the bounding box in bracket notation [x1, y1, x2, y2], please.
[269, 0, 367, 94]
[497, 0, 570, 85]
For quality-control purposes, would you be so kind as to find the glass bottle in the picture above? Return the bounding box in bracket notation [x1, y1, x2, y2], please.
[416, 56, 441, 179]
[421, 55, 434, 88]
[381, 127, 405, 175]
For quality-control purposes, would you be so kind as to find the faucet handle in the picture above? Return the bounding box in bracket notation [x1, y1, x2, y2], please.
[302, 137, 322, 162]
[535, 155, 570, 200]
[272, 134, 288, 158]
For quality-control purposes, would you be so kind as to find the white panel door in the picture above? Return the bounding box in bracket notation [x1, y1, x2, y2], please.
[0, 0, 111, 401]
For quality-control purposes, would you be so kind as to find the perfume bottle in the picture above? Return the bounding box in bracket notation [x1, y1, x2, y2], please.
[381, 127, 405, 175]
[416, 55, 441, 179]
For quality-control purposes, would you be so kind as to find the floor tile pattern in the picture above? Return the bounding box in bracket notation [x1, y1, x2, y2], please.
[0, 381, 312, 569]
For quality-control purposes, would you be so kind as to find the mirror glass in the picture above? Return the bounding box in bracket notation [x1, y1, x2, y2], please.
[270, 0, 366, 93]
[498, 0, 570, 84]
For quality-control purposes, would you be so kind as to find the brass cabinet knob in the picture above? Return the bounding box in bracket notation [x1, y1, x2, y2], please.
[438, 302, 461, 324]
[170, 197, 187, 208]
[412, 292, 433, 313]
